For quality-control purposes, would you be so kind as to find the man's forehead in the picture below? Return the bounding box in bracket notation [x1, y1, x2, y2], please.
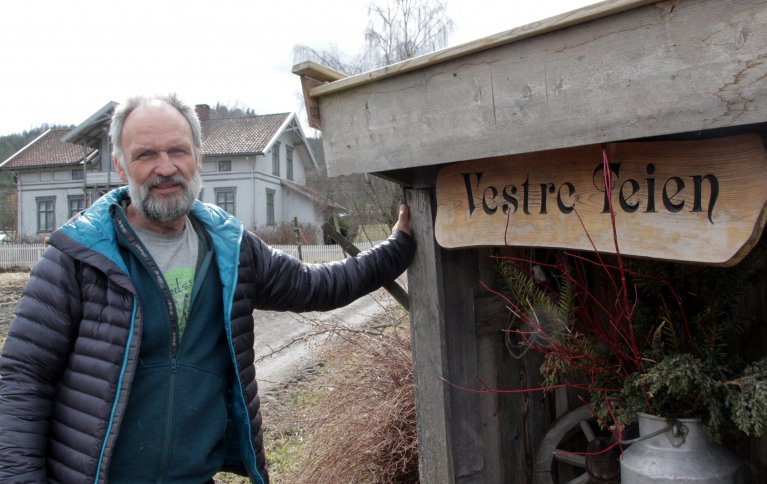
[123, 104, 192, 137]
[128, 102, 181, 120]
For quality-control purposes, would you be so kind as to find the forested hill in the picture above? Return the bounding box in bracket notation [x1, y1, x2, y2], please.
[0, 124, 72, 165]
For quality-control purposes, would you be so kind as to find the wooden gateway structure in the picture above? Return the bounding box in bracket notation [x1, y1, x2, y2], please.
[294, 0, 767, 482]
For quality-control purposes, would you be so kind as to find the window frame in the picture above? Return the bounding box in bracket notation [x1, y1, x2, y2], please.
[272, 142, 281, 176]
[68, 195, 84, 218]
[266, 188, 276, 226]
[36, 196, 55, 233]
[214, 187, 237, 215]
[286, 145, 294, 181]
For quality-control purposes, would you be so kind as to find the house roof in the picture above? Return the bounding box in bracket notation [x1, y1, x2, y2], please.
[0, 128, 94, 169]
[202, 113, 291, 156]
[62, 101, 118, 146]
[1, 107, 317, 172]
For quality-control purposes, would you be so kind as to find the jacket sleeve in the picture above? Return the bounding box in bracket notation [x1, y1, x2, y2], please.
[243, 230, 416, 312]
[0, 247, 82, 482]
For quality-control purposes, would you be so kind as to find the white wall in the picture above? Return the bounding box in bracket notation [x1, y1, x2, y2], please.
[17, 169, 85, 241]
[201, 137, 322, 231]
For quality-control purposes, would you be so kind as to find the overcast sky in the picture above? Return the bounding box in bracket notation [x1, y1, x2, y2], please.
[0, 0, 596, 137]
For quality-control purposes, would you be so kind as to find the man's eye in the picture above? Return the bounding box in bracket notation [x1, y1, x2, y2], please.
[168, 148, 188, 157]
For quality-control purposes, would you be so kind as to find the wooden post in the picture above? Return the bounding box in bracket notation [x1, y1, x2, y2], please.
[406, 187, 489, 482]
[293, 216, 303, 261]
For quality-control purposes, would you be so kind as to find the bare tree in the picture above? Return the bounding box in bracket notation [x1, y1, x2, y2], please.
[365, 0, 454, 66]
[296, 0, 454, 239]
[294, 0, 453, 73]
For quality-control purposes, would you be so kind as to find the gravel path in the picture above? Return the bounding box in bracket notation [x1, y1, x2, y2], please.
[0, 271, 30, 349]
[253, 288, 397, 398]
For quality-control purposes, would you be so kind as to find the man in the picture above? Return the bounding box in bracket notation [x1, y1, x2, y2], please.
[0, 94, 415, 483]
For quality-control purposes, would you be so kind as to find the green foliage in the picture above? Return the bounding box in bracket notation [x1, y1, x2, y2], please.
[725, 358, 767, 437]
[496, 260, 577, 352]
[495, 239, 767, 441]
[632, 353, 728, 439]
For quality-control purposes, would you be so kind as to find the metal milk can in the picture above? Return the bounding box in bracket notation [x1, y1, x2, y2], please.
[620, 412, 744, 483]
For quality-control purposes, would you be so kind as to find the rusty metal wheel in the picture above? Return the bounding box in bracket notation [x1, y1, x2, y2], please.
[533, 405, 619, 484]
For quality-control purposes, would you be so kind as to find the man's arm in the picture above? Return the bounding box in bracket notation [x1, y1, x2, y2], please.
[243, 204, 416, 313]
[0, 249, 80, 482]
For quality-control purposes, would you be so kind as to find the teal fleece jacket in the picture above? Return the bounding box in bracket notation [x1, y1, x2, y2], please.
[108, 209, 232, 483]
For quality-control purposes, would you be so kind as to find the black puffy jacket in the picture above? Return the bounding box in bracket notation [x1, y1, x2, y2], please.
[0, 187, 415, 483]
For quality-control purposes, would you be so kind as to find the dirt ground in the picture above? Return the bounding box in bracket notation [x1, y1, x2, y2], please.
[0, 271, 30, 350]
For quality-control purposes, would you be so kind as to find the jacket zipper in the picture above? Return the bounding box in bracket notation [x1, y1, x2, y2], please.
[156, 358, 177, 481]
[113, 209, 183, 481]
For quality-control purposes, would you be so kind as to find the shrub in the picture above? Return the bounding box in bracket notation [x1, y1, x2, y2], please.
[288, 322, 419, 483]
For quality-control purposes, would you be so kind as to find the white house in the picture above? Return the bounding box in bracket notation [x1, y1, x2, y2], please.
[0, 102, 331, 242]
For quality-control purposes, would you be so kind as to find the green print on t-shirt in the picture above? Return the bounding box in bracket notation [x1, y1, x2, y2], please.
[165, 266, 195, 337]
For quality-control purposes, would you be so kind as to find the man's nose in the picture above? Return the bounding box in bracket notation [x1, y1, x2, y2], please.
[155, 152, 178, 176]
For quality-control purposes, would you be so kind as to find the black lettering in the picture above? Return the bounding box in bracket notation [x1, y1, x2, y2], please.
[522, 176, 532, 214]
[692, 174, 719, 224]
[462, 172, 483, 217]
[482, 186, 499, 215]
[557, 182, 575, 214]
[619, 179, 640, 213]
[539, 183, 555, 214]
[645, 164, 657, 213]
[593, 162, 621, 213]
[662, 176, 685, 212]
[502, 185, 518, 215]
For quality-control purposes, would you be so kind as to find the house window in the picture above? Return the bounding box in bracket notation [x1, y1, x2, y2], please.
[68, 196, 84, 217]
[218, 160, 231, 172]
[37, 197, 55, 232]
[72, 169, 84, 180]
[215, 187, 236, 215]
[266, 189, 275, 226]
[286, 146, 294, 181]
[272, 142, 281, 176]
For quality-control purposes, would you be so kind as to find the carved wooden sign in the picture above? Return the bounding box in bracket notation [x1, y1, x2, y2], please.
[435, 134, 767, 266]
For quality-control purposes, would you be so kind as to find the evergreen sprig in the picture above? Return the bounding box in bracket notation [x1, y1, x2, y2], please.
[494, 239, 767, 441]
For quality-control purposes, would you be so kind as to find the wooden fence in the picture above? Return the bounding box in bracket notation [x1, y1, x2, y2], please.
[0, 241, 385, 269]
[271, 240, 382, 262]
[0, 244, 47, 269]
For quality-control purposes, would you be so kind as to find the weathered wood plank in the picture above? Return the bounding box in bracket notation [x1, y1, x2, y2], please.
[407, 188, 489, 483]
[313, 0, 767, 176]
[442, 249, 485, 483]
[406, 187, 455, 484]
[291, 62, 346, 130]
[307, 0, 659, 98]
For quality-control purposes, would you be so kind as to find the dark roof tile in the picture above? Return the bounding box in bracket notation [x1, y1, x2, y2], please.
[1, 128, 93, 169]
[202, 113, 290, 155]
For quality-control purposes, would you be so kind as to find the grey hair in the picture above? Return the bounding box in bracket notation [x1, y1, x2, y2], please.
[109, 93, 202, 169]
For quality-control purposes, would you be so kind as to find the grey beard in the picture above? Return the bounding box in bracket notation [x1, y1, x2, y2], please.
[128, 172, 202, 223]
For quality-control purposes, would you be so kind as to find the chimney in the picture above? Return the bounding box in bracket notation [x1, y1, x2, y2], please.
[195, 104, 211, 120]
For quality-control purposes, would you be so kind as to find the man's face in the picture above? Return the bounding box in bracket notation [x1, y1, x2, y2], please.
[114, 104, 202, 228]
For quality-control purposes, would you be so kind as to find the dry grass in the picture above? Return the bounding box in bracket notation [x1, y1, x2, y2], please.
[268, 314, 419, 483]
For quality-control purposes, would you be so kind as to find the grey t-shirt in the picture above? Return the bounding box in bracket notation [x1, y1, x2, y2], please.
[132, 218, 199, 337]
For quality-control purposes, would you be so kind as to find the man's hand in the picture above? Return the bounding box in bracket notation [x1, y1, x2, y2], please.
[392, 204, 412, 235]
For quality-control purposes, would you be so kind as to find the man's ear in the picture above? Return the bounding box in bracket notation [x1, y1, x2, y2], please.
[114, 157, 129, 183]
